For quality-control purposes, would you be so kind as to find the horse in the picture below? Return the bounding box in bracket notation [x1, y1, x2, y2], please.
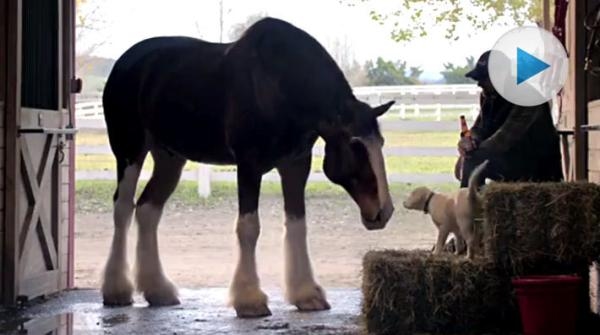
[100, 17, 395, 318]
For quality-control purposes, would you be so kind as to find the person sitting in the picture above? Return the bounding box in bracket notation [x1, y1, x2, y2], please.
[457, 50, 563, 187]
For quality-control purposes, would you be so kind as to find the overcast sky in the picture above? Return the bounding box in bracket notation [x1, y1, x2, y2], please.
[82, 0, 529, 81]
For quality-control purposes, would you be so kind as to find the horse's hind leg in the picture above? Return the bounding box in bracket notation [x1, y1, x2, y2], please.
[135, 148, 185, 306]
[102, 155, 145, 306]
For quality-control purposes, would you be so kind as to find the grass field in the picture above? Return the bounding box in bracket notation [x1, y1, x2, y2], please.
[76, 154, 456, 174]
[76, 130, 459, 148]
[77, 180, 459, 213]
[76, 129, 459, 174]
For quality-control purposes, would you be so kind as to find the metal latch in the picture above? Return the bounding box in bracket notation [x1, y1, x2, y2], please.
[580, 124, 600, 132]
[18, 127, 79, 135]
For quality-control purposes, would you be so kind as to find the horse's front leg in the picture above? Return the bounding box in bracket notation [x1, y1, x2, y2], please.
[278, 155, 330, 311]
[229, 163, 271, 317]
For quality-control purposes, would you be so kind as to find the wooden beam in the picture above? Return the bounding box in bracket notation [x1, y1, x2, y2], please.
[574, 0, 588, 180]
[63, 0, 76, 289]
[3, 0, 22, 306]
[0, 0, 7, 306]
[0, 0, 6, 102]
[543, 0, 551, 30]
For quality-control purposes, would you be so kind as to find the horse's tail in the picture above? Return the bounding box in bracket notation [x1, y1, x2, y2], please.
[468, 160, 489, 206]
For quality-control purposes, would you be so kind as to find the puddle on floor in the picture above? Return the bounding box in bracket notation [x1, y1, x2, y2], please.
[0, 313, 104, 334]
[0, 288, 364, 335]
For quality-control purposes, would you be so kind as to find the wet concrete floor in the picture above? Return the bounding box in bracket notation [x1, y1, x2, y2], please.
[0, 288, 365, 334]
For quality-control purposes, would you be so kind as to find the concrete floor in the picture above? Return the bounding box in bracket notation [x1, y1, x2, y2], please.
[0, 288, 364, 334]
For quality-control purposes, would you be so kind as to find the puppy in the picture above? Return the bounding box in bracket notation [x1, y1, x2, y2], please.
[403, 160, 488, 259]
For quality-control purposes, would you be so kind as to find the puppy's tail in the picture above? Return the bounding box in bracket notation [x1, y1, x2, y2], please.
[468, 160, 489, 206]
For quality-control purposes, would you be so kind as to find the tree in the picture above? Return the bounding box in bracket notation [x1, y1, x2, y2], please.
[344, 60, 370, 86]
[341, 0, 543, 42]
[76, 0, 111, 73]
[327, 36, 369, 86]
[409, 66, 423, 82]
[228, 13, 267, 41]
[440, 56, 476, 84]
[365, 57, 421, 85]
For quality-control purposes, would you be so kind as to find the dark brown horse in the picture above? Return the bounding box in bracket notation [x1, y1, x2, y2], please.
[101, 17, 394, 318]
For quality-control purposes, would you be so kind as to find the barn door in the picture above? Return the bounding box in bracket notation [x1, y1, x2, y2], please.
[3, 0, 76, 305]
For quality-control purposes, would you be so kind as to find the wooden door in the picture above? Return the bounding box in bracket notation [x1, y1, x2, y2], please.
[3, 0, 76, 305]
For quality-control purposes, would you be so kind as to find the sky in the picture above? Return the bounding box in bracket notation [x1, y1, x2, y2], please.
[81, 0, 528, 81]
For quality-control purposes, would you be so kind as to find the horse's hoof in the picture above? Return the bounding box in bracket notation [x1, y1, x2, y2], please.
[141, 280, 181, 306]
[102, 295, 134, 307]
[235, 303, 272, 318]
[230, 286, 271, 318]
[144, 289, 181, 306]
[145, 291, 181, 306]
[295, 296, 331, 311]
[146, 294, 181, 307]
[102, 278, 134, 306]
[291, 284, 331, 312]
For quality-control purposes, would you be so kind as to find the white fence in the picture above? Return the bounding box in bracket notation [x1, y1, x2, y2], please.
[75, 84, 480, 197]
[76, 84, 481, 121]
[353, 84, 481, 120]
[191, 167, 455, 198]
[75, 100, 104, 119]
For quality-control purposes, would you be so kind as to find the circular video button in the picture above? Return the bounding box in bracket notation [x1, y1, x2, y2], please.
[488, 26, 568, 106]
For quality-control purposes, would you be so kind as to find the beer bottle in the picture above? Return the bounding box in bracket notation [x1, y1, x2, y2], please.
[460, 115, 471, 139]
[456, 115, 472, 181]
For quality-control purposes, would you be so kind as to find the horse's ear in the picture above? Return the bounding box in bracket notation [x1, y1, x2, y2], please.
[373, 101, 395, 117]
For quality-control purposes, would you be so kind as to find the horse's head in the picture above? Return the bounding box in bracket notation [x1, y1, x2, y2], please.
[320, 99, 395, 230]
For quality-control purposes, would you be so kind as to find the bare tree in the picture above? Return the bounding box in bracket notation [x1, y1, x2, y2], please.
[76, 0, 111, 74]
[327, 36, 368, 87]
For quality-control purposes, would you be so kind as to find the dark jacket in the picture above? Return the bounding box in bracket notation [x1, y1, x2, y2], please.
[463, 93, 563, 183]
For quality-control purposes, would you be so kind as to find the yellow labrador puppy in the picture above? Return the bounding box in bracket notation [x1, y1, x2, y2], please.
[403, 160, 488, 259]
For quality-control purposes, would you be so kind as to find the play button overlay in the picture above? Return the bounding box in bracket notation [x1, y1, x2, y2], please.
[516, 47, 550, 84]
[488, 26, 568, 106]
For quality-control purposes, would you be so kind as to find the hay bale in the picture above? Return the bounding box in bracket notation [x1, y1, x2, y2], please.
[482, 182, 600, 275]
[362, 250, 518, 335]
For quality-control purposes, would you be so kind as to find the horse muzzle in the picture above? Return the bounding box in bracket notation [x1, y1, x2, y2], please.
[361, 200, 394, 230]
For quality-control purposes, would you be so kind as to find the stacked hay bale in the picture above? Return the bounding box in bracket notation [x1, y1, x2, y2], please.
[483, 183, 600, 275]
[362, 182, 600, 335]
[362, 250, 517, 335]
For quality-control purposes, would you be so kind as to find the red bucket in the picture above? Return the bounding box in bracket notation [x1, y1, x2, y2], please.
[512, 275, 582, 335]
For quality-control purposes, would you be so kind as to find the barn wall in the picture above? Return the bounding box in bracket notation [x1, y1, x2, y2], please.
[556, 0, 581, 181]
[589, 101, 600, 182]
[558, 0, 578, 131]
[559, 0, 590, 179]
[587, 0, 600, 183]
